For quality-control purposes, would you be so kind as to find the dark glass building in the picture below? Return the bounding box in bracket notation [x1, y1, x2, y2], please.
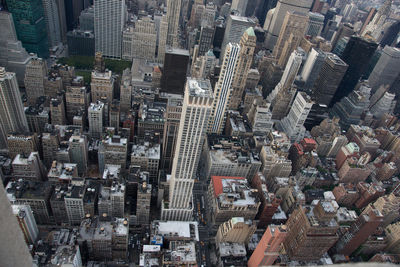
[255, 0, 278, 26]
[331, 36, 377, 105]
[67, 30, 95, 56]
[161, 47, 189, 94]
[6, 0, 49, 58]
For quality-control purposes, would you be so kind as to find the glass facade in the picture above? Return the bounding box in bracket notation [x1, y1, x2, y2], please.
[6, 0, 49, 58]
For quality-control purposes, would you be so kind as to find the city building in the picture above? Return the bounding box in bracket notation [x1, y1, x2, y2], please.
[67, 30, 95, 56]
[7, 133, 39, 159]
[6, 0, 49, 58]
[94, 0, 126, 58]
[88, 101, 105, 139]
[248, 225, 287, 267]
[131, 142, 160, 183]
[260, 145, 292, 180]
[221, 15, 256, 57]
[65, 85, 88, 123]
[68, 135, 88, 175]
[99, 135, 127, 173]
[208, 176, 260, 224]
[119, 68, 132, 113]
[307, 12, 324, 37]
[50, 96, 67, 125]
[24, 57, 47, 104]
[247, 101, 273, 135]
[12, 152, 46, 181]
[166, 0, 181, 47]
[0, 67, 29, 148]
[11, 204, 39, 245]
[216, 217, 256, 244]
[161, 47, 189, 95]
[91, 70, 114, 104]
[209, 43, 240, 134]
[161, 78, 213, 221]
[217, 242, 247, 267]
[137, 177, 151, 225]
[364, 194, 400, 228]
[283, 201, 339, 261]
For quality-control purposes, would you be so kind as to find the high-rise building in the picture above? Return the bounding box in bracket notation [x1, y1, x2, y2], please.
[91, 70, 114, 104]
[0, 11, 33, 86]
[99, 135, 128, 172]
[300, 48, 326, 90]
[166, 0, 182, 47]
[94, 0, 126, 58]
[68, 135, 88, 175]
[263, 0, 313, 51]
[220, 15, 255, 58]
[208, 43, 240, 134]
[311, 52, 348, 106]
[157, 14, 168, 63]
[216, 217, 256, 244]
[335, 208, 384, 256]
[161, 78, 213, 221]
[24, 56, 47, 105]
[79, 6, 94, 31]
[272, 11, 309, 68]
[0, 183, 34, 267]
[65, 85, 88, 123]
[119, 68, 132, 113]
[88, 101, 104, 139]
[12, 152, 46, 181]
[137, 177, 151, 225]
[42, 0, 63, 46]
[11, 204, 39, 245]
[50, 96, 67, 125]
[231, 0, 248, 15]
[230, 27, 256, 110]
[0, 67, 29, 148]
[331, 23, 354, 51]
[281, 92, 314, 143]
[331, 36, 377, 105]
[248, 225, 287, 267]
[362, 0, 391, 39]
[161, 47, 189, 94]
[307, 12, 324, 37]
[368, 46, 400, 93]
[6, 0, 49, 58]
[198, 26, 214, 56]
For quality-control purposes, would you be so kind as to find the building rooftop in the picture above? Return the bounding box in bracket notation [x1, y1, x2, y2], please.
[164, 241, 196, 264]
[187, 77, 213, 98]
[131, 142, 160, 160]
[88, 101, 104, 111]
[151, 221, 199, 241]
[12, 152, 38, 165]
[48, 161, 78, 181]
[6, 180, 52, 201]
[211, 176, 258, 207]
[218, 242, 247, 257]
[102, 164, 121, 180]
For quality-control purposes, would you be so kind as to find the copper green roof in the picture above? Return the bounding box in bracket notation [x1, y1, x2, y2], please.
[245, 27, 255, 37]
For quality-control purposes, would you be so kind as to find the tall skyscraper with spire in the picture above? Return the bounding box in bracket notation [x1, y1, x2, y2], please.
[161, 78, 213, 221]
[208, 43, 240, 134]
[0, 67, 29, 148]
[166, 0, 182, 47]
[230, 27, 256, 110]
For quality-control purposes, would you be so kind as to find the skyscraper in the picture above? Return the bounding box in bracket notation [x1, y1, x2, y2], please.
[88, 101, 104, 139]
[300, 48, 326, 90]
[161, 78, 213, 221]
[306, 12, 324, 37]
[263, 0, 313, 51]
[166, 0, 182, 47]
[331, 36, 377, 105]
[6, 0, 49, 58]
[230, 27, 256, 110]
[362, 0, 391, 39]
[208, 43, 240, 134]
[161, 47, 189, 94]
[24, 56, 47, 105]
[368, 46, 400, 93]
[311, 52, 348, 106]
[42, 0, 63, 46]
[68, 135, 88, 175]
[0, 67, 29, 148]
[94, 0, 126, 59]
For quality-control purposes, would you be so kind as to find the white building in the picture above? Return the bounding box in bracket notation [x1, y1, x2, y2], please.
[161, 78, 213, 221]
[88, 101, 105, 139]
[166, 0, 182, 47]
[94, 0, 126, 58]
[281, 92, 314, 143]
[209, 43, 240, 134]
[0, 67, 29, 148]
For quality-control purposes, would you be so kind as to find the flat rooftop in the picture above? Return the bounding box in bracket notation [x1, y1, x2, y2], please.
[187, 78, 213, 98]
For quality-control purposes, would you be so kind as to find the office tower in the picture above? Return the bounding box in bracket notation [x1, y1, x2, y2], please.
[331, 23, 354, 51]
[281, 92, 314, 143]
[157, 15, 169, 63]
[161, 47, 189, 94]
[198, 26, 214, 56]
[231, 0, 248, 15]
[307, 12, 324, 37]
[79, 6, 94, 31]
[137, 178, 151, 225]
[7, 133, 39, 159]
[247, 101, 273, 135]
[91, 70, 114, 104]
[24, 57, 47, 105]
[88, 101, 104, 139]
[248, 225, 287, 267]
[130, 142, 160, 182]
[201, 2, 216, 28]
[368, 46, 400, 93]
[342, 3, 358, 22]
[69, 135, 88, 175]
[230, 27, 256, 110]
[332, 36, 349, 57]
[94, 0, 126, 58]
[64, 185, 86, 225]
[300, 48, 326, 90]
[67, 29, 95, 56]
[161, 94, 183, 171]
[255, 0, 278, 26]
[6, 0, 49, 58]
[0, 12, 33, 87]
[166, 0, 182, 47]
[99, 135, 128, 172]
[268, 49, 302, 119]
[50, 96, 67, 125]
[362, 0, 391, 38]
[161, 78, 213, 221]
[119, 69, 132, 113]
[335, 208, 383, 256]
[370, 91, 396, 119]
[0, 183, 34, 267]
[311, 52, 348, 106]
[42, 131, 60, 168]
[189, 1, 205, 28]
[65, 0, 85, 31]
[332, 36, 377, 105]
[42, 0, 63, 46]
[66, 85, 87, 123]
[263, 0, 313, 51]
[364, 193, 400, 228]
[216, 217, 256, 244]
[283, 201, 339, 261]
[380, 21, 400, 47]
[208, 43, 240, 134]
[221, 15, 255, 58]
[330, 82, 371, 130]
[12, 204, 39, 245]
[122, 17, 157, 61]
[0, 67, 29, 148]
[12, 152, 46, 181]
[273, 11, 308, 68]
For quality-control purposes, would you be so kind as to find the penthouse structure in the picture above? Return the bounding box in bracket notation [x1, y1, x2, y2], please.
[208, 176, 260, 224]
